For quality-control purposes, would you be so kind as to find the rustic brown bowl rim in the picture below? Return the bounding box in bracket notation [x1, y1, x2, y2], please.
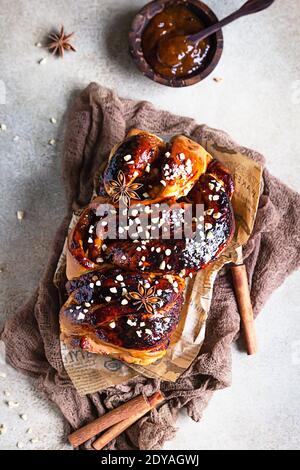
[129, 0, 224, 88]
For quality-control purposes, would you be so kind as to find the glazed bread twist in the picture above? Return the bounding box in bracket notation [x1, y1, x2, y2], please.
[60, 129, 235, 365]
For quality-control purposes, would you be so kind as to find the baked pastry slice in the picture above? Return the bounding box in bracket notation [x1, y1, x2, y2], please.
[60, 268, 185, 366]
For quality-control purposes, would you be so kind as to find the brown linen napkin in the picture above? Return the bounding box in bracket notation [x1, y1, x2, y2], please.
[2, 83, 300, 450]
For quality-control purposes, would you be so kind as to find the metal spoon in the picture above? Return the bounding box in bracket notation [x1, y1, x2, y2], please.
[157, 0, 276, 68]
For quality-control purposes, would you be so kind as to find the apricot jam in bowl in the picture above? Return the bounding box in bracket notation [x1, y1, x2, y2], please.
[129, 0, 223, 88]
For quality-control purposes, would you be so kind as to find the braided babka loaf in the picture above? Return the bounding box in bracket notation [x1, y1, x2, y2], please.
[60, 129, 235, 365]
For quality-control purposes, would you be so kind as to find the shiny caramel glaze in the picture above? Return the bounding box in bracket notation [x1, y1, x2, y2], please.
[60, 268, 185, 351]
[103, 162, 235, 276]
[103, 129, 164, 203]
[67, 196, 111, 273]
[64, 129, 235, 364]
[142, 3, 212, 79]
[69, 131, 235, 280]
[155, 134, 212, 199]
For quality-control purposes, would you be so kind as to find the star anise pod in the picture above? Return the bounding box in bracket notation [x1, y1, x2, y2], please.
[47, 26, 76, 58]
[107, 171, 142, 207]
[128, 284, 159, 314]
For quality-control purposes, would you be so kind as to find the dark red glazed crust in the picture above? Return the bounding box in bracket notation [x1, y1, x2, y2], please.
[62, 130, 235, 365]
[61, 268, 184, 352]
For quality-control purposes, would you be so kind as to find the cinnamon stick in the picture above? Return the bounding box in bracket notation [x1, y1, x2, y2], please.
[92, 391, 164, 450]
[231, 264, 257, 355]
[68, 394, 150, 448]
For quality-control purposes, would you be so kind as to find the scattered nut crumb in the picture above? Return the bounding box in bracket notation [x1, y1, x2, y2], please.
[213, 77, 223, 83]
[48, 138, 56, 146]
[17, 210, 25, 221]
[13, 135, 20, 142]
[0, 424, 6, 435]
[4, 390, 10, 397]
[20, 414, 28, 421]
[50, 117, 57, 124]
[0, 123, 7, 131]
[0, 371, 7, 378]
[6, 401, 19, 408]
[26, 428, 32, 434]
[38, 58, 47, 65]
[17, 442, 24, 449]
[30, 437, 39, 444]
[35, 42, 42, 48]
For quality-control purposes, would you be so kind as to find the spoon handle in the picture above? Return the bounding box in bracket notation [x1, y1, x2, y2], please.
[189, 0, 276, 43]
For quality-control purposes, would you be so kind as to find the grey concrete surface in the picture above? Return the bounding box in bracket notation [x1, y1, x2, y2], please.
[0, 0, 300, 450]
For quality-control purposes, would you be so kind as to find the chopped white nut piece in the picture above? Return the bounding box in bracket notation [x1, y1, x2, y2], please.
[17, 210, 25, 221]
[0, 123, 7, 131]
[50, 117, 57, 124]
[35, 42, 42, 47]
[17, 442, 24, 449]
[213, 212, 222, 219]
[7, 401, 19, 408]
[30, 438, 39, 444]
[213, 195, 219, 201]
[123, 154, 132, 161]
[0, 424, 6, 435]
[26, 428, 32, 434]
[109, 322, 116, 329]
[4, 391, 10, 397]
[13, 135, 20, 142]
[48, 138, 56, 146]
[121, 299, 128, 305]
[88, 237, 93, 244]
[145, 329, 153, 336]
[165, 152, 171, 158]
[136, 330, 142, 338]
[116, 274, 124, 282]
[20, 414, 28, 421]
[89, 283, 94, 288]
[39, 58, 47, 65]
[160, 180, 167, 187]
[205, 223, 213, 230]
[165, 249, 171, 256]
[110, 287, 117, 293]
[105, 296, 111, 302]
[0, 372, 7, 378]
[95, 280, 101, 286]
[159, 261, 166, 270]
[77, 312, 85, 320]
